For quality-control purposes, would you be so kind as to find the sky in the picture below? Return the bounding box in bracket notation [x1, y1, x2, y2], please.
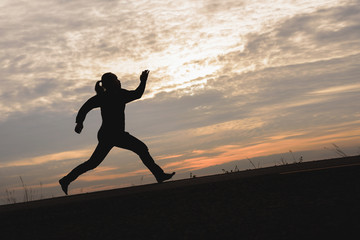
[0, 0, 359, 203]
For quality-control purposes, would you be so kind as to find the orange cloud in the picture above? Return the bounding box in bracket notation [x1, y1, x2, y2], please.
[162, 128, 360, 172]
[78, 169, 149, 182]
[0, 148, 93, 168]
[93, 166, 119, 173]
[157, 154, 184, 160]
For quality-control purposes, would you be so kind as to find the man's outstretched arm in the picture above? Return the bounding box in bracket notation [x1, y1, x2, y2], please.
[75, 96, 100, 133]
[126, 70, 150, 102]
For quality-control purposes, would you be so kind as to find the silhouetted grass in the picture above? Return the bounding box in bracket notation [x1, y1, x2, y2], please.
[324, 143, 348, 157]
[2, 177, 44, 205]
[19, 176, 35, 202]
[3, 189, 16, 204]
[247, 157, 258, 169]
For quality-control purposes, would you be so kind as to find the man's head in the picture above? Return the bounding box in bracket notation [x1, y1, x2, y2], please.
[101, 72, 121, 90]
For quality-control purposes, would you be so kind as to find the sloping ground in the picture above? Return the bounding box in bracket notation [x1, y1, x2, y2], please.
[1, 156, 359, 239]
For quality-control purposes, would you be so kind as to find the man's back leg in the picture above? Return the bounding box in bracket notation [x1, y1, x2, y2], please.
[116, 133, 175, 183]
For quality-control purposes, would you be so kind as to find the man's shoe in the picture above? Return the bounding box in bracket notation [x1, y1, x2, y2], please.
[156, 172, 176, 183]
[59, 177, 69, 195]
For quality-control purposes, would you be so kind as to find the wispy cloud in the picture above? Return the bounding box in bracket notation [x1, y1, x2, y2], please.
[1, 0, 357, 120]
[0, 148, 92, 168]
[79, 169, 149, 182]
[309, 83, 360, 95]
[161, 126, 360, 173]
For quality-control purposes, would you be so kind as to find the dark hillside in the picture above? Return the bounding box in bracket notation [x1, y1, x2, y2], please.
[1, 156, 359, 239]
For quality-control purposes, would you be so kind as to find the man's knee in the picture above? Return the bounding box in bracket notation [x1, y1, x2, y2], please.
[82, 159, 100, 171]
[134, 142, 149, 155]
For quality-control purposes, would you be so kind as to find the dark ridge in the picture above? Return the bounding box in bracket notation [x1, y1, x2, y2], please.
[1, 156, 359, 239]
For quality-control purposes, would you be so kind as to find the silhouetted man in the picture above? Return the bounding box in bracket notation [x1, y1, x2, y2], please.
[59, 70, 175, 195]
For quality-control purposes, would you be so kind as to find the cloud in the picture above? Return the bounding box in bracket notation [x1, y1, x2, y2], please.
[249, 4, 360, 65]
[0, 147, 93, 168]
[160, 125, 360, 173]
[309, 83, 360, 95]
[2, 0, 354, 122]
[277, 4, 360, 45]
[122, 52, 360, 173]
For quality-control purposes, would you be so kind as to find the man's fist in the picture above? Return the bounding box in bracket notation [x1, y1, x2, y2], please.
[75, 123, 83, 134]
[140, 70, 150, 82]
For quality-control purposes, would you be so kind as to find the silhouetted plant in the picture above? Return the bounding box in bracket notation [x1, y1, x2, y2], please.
[19, 176, 35, 202]
[4, 189, 17, 204]
[247, 158, 257, 169]
[280, 156, 288, 165]
[289, 150, 303, 163]
[289, 150, 296, 162]
[2, 179, 45, 204]
[324, 143, 348, 157]
[39, 181, 44, 200]
[222, 165, 241, 173]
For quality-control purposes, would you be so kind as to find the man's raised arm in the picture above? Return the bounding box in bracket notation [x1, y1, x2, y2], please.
[126, 70, 150, 102]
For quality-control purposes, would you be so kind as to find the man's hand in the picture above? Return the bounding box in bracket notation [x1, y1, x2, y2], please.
[140, 70, 150, 82]
[75, 123, 83, 134]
